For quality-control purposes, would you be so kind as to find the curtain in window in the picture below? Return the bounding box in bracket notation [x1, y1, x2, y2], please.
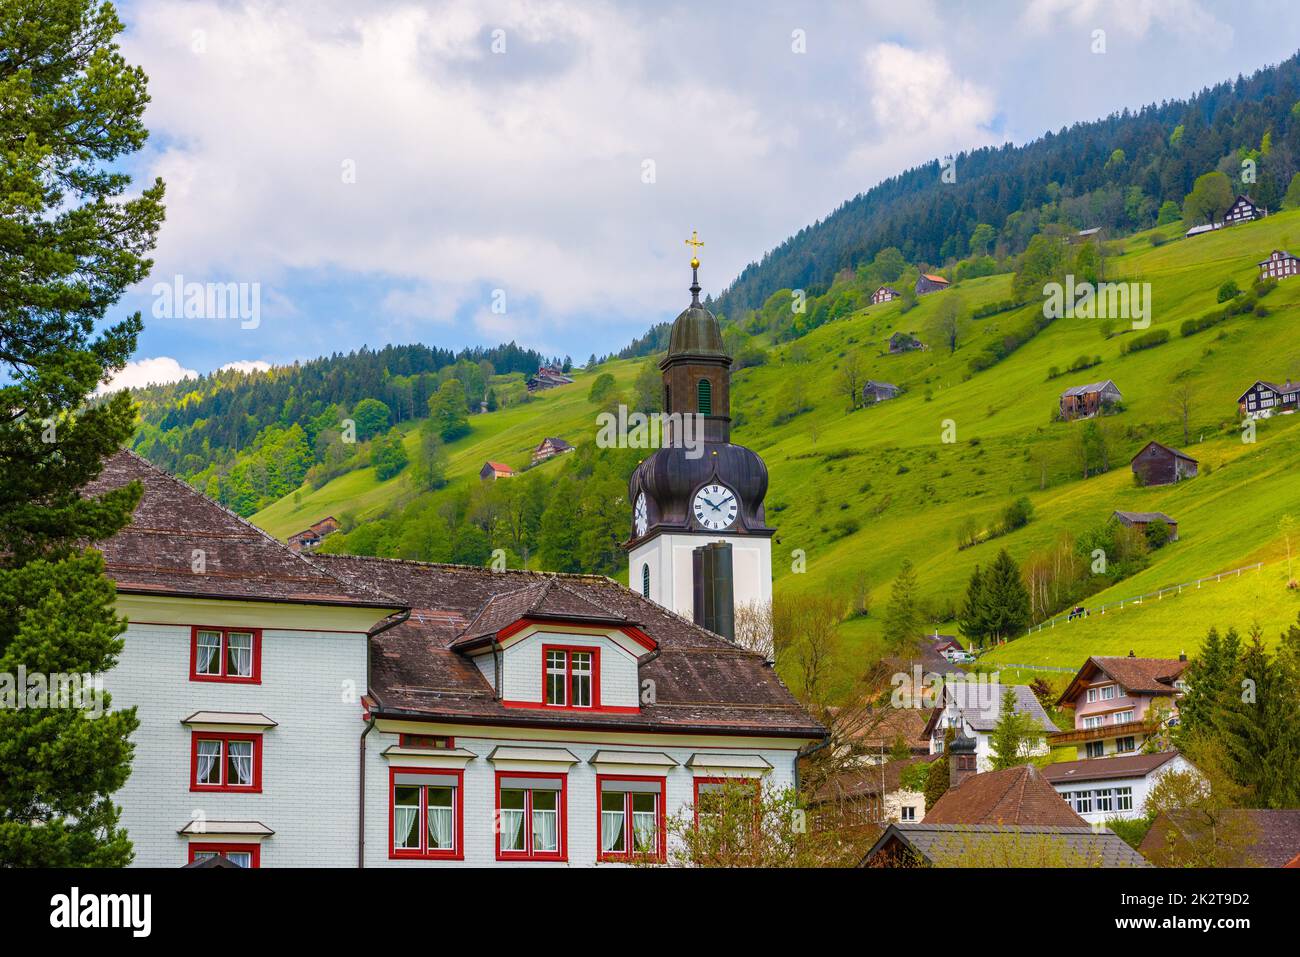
[227, 741, 253, 786]
[533, 807, 557, 852]
[197, 632, 221, 674]
[601, 809, 624, 853]
[196, 740, 220, 784]
[227, 852, 251, 868]
[500, 789, 525, 851]
[632, 794, 657, 853]
[427, 787, 454, 849]
[227, 633, 253, 677]
[394, 787, 420, 849]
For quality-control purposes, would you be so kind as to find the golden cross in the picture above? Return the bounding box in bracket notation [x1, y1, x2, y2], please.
[684, 230, 704, 267]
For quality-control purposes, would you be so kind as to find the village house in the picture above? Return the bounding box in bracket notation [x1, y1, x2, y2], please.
[1129, 441, 1198, 486]
[1058, 379, 1122, 421]
[1223, 194, 1266, 226]
[927, 634, 968, 662]
[86, 450, 823, 867]
[530, 436, 574, 466]
[1140, 809, 1300, 867]
[526, 366, 574, 392]
[1113, 509, 1179, 542]
[479, 460, 517, 481]
[809, 755, 934, 831]
[1238, 379, 1300, 418]
[1071, 226, 1104, 244]
[924, 683, 1056, 771]
[862, 380, 901, 403]
[870, 286, 900, 305]
[285, 515, 340, 552]
[915, 273, 949, 295]
[828, 704, 933, 766]
[1258, 249, 1299, 281]
[1052, 655, 1187, 759]
[860, 739, 1148, 867]
[1184, 222, 1223, 238]
[888, 332, 926, 354]
[1041, 751, 1196, 825]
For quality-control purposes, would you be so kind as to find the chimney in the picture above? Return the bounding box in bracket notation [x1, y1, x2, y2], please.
[692, 541, 735, 641]
[1179, 650, 1187, 662]
[949, 733, 978, 790]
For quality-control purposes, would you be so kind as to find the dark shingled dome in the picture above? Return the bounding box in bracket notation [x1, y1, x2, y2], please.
[667, 300, 727, 357]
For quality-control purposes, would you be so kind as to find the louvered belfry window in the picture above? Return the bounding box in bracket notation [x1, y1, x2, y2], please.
[697, 378, 712, 415]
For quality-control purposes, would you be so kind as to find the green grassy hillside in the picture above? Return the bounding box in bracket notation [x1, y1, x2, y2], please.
[251, 209, 1300, 700]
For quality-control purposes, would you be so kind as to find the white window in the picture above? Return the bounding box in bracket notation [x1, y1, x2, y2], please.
[1100, 685, 1117, 701]
[226, 632, 254, 678]
[1073, 791, 1093, 813]
[1085, 741, 1105, 758]
[1084, 715, 1106, 729]
[599, 782, 662, 860]
[498, 778, 564, 859]
[900, 805, 917, 822]
[193, 849, 252, 868]
[1114, 710, 1134, 725]
[195, 630, 222, 675]
[392, 776, 459, 857]
[1095, 788, 1114, 813]
[544, 647, 595, 708]
[1116, 736, 1136, 753]
[1116, 787, 1133, 811]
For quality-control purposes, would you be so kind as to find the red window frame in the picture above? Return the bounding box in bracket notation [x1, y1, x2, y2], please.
[189, 626, 262, 684]
[596, 774, 666, 863]
[494, 770, 568, 862]
[190, 731, 263, 793]
[388, 767, 465, 861]
[692, 776, 761, 825]
[186, 842, 261, 868]
[540, 644, 600, 709]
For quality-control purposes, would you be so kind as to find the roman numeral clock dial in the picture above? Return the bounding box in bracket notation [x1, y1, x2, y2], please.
[693, 484, 739, 531]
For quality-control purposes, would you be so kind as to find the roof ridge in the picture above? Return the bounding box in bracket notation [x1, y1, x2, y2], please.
[118, 450, 400, 606]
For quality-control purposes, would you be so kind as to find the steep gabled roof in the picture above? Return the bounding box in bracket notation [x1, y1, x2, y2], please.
[1113, 510, 1178, 525]
[924, 683, 1057, 735]
[1057, 656, 1188, 707]
[925, 766, 1085, 826]
[87, 451, 400, 609]
[452, 578, 632, 649]
[1061, 379, 1121, 398]
[313, 554, 825, 739]
[1130, 440, 1197, 465]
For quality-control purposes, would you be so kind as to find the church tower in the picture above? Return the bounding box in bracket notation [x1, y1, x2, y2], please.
[625, 233, 774, 637]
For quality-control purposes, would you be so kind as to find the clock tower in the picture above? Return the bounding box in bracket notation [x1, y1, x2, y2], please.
[625, 234, 774, 635]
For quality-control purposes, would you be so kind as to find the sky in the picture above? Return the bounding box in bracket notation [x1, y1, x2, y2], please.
[104, 0, 1300, 391]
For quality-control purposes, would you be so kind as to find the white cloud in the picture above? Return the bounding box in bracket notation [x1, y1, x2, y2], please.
[1020, 0, 1227, 40]
[98, 356, 198, 394]
[219, 360, 273, 375]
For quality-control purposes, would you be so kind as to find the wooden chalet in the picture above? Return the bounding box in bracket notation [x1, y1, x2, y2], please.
[1129, 441, 1197, 486]
[862, 380, 900, 403]
[1113, 510, 1179, 542]
[1259, 249, 1299, 282]
[530, 436, 574, 466]
[1058, 379, 1122, 420]
[286, 515, 340, 552]
[526, 366, 574, 392]
[1224, 194, 1265, 226]
[888, 332, 925, 354]
[915, 273, 950, 295]
[871, 286, 900, 305]
[1239, 379, 1300, 418]
[1184, 222, 1223, 238]
[479, 460, 517, 481]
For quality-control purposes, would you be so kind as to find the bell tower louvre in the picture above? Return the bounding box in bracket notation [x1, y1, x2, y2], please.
[625, 233, 775, 638]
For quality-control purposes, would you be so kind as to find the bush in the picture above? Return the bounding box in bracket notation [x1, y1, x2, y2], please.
[1120, 328, 1169, 355]
[1217, 279, 1240, 302]
[1001, 496, 1034, 533]
[1181, 310, 1225, 337]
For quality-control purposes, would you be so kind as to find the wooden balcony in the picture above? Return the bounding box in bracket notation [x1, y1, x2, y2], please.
[1048, 718, 1158, 745]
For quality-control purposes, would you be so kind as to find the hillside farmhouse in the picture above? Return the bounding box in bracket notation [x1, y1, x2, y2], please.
[1258, 249, 1299, 281]
[888, 332, 926, 354]
[1071, 226, 1104, 243]
[1224, 193, 1266, 225]
[915, 273, 949, 295]
[871, 286, 900, 305]
[527, 366, 573, 392]
[1129, 441, 1197, 486]
[1184, 222, 1223, 238]
[1113, 509, 1179, 542]
[531, 436, 574, 466]
[1042, 751, 1196, 825]
[1052, 655, 1187, 759]
[862, 380, 901, 403]
[286, 515, 340, 552]
[1059, 379, 1122, 420]
[479, 460, 516, 481]
[924, 683, 1056, 771]
[1238, 379, 1300, 418]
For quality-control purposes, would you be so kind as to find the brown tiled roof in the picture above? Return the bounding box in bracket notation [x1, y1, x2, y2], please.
[1058, 656, 1187, 706]
[453, 578, 631, 649]
[1041, 751, 1182, 784]
[864, 823, 1150, 868]
[809, 755, 937, 804]
[88, 451, 401, 608]
[1141, 810, 1300, 867]
[313, 554, 825, 739]
[830, 705, 933, 754]
[924, 766, 1085, 826]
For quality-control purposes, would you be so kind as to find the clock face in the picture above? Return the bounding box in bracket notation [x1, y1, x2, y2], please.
[634, 492, 648, 538]
[692, 484, 739, 531]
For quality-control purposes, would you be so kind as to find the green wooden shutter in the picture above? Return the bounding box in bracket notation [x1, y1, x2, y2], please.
[697, 378, 712, 416]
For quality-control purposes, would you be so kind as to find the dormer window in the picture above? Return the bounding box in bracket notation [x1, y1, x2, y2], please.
[544, 646, 597, 708]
